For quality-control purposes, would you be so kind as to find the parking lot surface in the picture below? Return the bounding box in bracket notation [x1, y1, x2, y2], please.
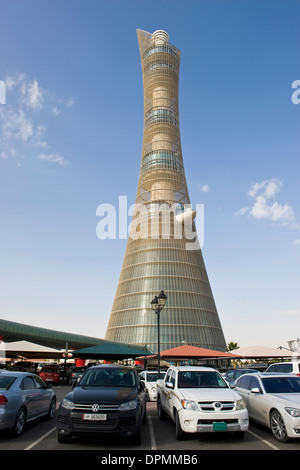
[0, 384, 299, 453]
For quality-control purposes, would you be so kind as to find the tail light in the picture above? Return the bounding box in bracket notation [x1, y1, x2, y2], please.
[0, 395, 8, 405]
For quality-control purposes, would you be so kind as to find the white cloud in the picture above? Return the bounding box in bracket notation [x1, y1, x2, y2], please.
[5, 73, 26, 91]
[0, 107, 33, 142]
[51, 106, 60, 116]
[247, 178, 282, 199]
[65, 97, 75, 108]
[235, 206, 249, 216]
[238, 178, 299, 229]
[21, 79, 46, 110]
[292, 239, 300, 245]
[38, 153, 68, 166]
[199, 183, 209, 193]
[1, 72, 73, 167]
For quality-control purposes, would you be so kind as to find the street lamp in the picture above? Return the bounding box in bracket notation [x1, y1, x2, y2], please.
[151, 290, 167, 377]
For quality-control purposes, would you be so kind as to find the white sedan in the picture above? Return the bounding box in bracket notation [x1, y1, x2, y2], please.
[235, 372, 300, 442]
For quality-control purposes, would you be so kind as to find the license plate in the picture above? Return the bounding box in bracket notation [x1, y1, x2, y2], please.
[82, 414, 107, 421]
[213, 422, 227, 431]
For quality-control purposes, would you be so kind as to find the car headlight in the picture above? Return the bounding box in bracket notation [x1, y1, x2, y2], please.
[61, 398, 74, 410]
[181, 399, 199, 411]
[118, 399, 138, 411]
[236, 398, 246, 410]
[285, 407, 300, 417]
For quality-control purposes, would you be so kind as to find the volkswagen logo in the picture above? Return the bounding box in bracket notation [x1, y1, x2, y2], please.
[92, 403, 100, 412]
[214, 402, 222, 409]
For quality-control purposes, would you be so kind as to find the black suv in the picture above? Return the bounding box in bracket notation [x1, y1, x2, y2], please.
[57, 364, 146, 444]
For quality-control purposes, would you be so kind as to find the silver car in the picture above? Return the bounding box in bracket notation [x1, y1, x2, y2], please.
[235, 372, 300, 442]
[0, 370, 56, 437]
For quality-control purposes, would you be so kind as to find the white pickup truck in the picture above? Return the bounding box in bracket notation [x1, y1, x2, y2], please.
[156, 365, 249, 440]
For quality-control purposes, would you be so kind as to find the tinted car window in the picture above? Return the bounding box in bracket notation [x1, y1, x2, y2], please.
[79, 368, 136, 387]
[226, 371, 236, 379]
[249, 376, 262, 392]
[236, 375, 252, 390]
[0, 376, 16, 390]
[262, 376, 300, 393]
[21, 376, 35, 390]
[178, 371, 227, 388]
[33, 376, 47, 389]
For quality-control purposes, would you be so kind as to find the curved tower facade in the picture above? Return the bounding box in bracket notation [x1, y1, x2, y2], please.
[105, 29, 226, 352]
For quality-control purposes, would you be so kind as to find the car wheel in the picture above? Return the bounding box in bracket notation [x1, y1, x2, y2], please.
[47, 397, 56, 419]
[12, 407, 26, 437]
[57, 431, 71, 443]
[270, 410, 289, 442]
[157, 397, 166, 420]
[175, 411, 185, 441]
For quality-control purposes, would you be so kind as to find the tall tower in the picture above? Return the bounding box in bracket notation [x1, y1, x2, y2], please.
[105, 29, 226, 352]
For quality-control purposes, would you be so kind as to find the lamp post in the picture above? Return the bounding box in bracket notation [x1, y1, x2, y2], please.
[151, 290, 167, 377]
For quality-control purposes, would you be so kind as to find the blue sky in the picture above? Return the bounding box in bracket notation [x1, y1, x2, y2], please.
[0, 0, 299, 349]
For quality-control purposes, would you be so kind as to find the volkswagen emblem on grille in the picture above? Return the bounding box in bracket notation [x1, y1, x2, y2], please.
[92, 403, 100, 412]
[214, 402, 222, 409]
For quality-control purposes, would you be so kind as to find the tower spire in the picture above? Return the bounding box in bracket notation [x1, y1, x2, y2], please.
[105, 30, 226, 352]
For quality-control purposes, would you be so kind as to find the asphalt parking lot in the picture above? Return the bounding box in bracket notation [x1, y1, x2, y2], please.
[0, 384, 299, 454]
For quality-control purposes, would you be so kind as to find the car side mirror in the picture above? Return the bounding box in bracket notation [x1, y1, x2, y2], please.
[165, 381, 174, 389]
[139, 381, 145, 390]
[229, 382, 236, 388]
[251, 387, 261, 394]
[72, 378, 79, 388]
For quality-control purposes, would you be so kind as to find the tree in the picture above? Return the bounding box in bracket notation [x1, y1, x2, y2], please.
[226, 342, 239, 352]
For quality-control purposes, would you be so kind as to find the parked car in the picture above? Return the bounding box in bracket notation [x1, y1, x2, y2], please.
[235, 372, 300, 442]
[6, 361, 36, 373]
[67, 366, 88, 385]
[223, 368, 259, 384]
[0, 370, 56, 436]
[57, 364, 146, 444]
[39, 366, 60, 385]
[157, 366, 249, 440]
[139, 370, 166, 401]
[266, 362, 300, 376]
[36, 362, 58, 374]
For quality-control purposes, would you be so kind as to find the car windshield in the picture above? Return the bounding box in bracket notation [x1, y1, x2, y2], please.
[146, 372, 166, 382]
[79, 368, 136, 387]
[262, 376, 300, 393]
[178, 371, 228, 388]
[0, 376, 17, 390]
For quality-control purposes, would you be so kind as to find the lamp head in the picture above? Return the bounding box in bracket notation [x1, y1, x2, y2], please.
[158, 290, 167, 307]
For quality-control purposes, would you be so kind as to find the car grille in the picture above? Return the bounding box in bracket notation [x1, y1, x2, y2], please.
[198, 419, 239, 425]
[74, 403, 119, 411]
[198, 401, 235, 411]
[71, 418, 118, 430]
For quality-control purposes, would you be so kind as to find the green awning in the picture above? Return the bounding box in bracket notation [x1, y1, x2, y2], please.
[73, 342, 152, 360]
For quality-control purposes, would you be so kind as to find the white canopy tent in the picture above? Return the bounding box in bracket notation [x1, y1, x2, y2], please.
[230, 345, 298, 359]
[0, 340, 63, 359]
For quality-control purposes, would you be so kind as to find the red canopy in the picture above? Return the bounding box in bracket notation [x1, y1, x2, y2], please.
[159, 345, 240, 360]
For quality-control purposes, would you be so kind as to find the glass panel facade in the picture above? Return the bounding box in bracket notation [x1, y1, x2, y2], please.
[105, 30, 226, 352]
